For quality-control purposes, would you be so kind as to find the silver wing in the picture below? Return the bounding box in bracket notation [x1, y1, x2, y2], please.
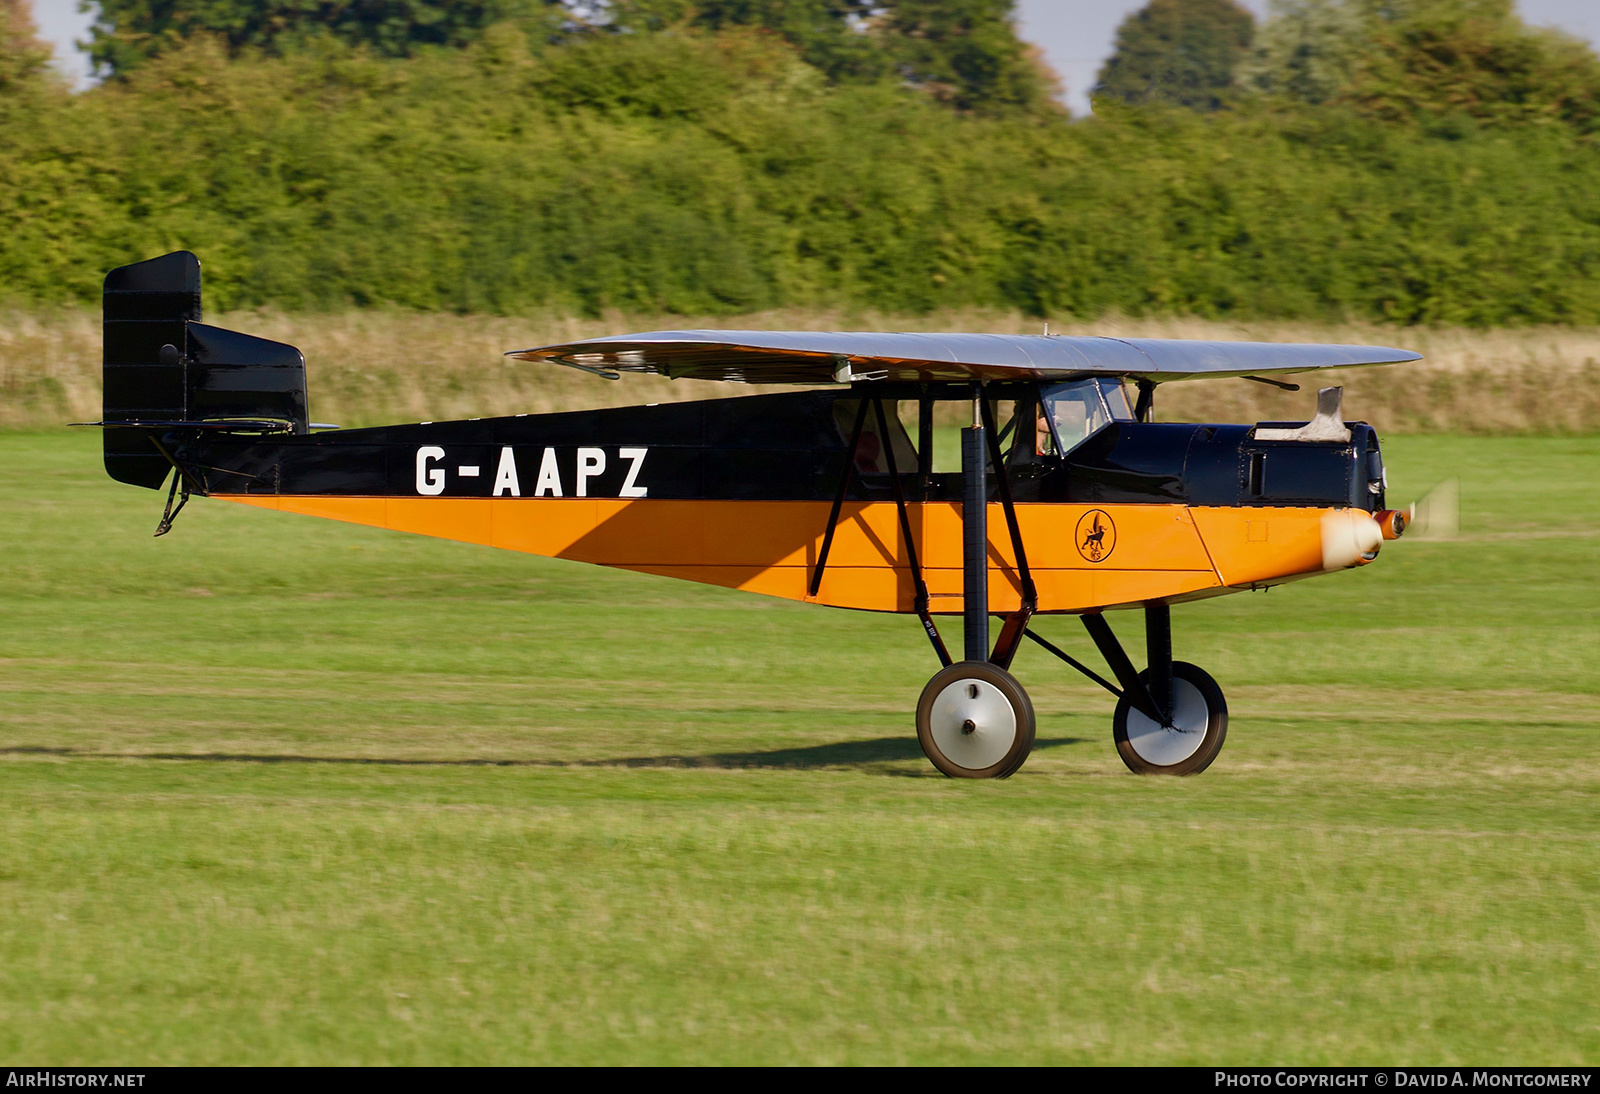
[505, 330, 1421, 384]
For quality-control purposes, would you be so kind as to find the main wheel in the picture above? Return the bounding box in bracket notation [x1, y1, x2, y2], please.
[916, 661, 1036, 779]
[1113, 661, 1228, 776]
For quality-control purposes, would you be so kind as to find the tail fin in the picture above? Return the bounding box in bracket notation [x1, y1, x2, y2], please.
[102, 251, 309, 489]
[103, 252, 202, 488]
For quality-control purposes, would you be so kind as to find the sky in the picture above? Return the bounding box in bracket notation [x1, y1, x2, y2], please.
[25, 0, 1600, 115]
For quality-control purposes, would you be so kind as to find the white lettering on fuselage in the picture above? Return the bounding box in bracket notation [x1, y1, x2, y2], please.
[416, 446, 445, 495]
[414, 446, 648, 498]
[576, 448, 605, 497]
[493, 446, 519, 496]
[619, 447, 649, 498]
[534, 447, 562, 496]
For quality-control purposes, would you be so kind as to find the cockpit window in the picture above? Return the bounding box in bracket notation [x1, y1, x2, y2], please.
[1038, 379, 1133, 456]
[832, 399, 918, 474]
[1100, 379, 1134, 421]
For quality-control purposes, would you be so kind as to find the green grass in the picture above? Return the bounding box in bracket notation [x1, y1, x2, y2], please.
[0, 430, 1597, 1065]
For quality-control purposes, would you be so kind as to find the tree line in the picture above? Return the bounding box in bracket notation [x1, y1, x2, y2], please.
[2, 0, 1600, 325]
[1097, 0, 1600, 132]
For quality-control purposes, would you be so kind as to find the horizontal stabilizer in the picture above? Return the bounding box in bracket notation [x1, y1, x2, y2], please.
[74, 419, 296, 434]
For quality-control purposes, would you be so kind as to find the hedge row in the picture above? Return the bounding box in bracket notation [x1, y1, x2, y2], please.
[4, 30, 1600, 325]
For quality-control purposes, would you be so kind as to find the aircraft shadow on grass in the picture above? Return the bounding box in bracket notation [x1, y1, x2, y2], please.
[3, 736, 1084, 774]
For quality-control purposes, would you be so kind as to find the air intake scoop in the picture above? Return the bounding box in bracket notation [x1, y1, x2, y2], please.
[1254, 387, 1352, 444]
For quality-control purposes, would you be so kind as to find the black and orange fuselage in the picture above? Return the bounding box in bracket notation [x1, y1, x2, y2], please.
[162, 386, 1391, 614]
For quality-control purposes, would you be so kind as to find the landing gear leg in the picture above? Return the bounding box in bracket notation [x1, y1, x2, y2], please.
[914, 387, 1037, 778]
[1112, 605, 1227, 775]
[1026, 607, 1228, 774]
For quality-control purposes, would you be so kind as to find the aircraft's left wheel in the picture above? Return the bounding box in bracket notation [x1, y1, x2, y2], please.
[916, 661, 1036, 779]
[1113, 661, 1228, 776]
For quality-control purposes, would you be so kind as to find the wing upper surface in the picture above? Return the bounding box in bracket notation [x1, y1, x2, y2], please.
[505, 330, 1420, 383]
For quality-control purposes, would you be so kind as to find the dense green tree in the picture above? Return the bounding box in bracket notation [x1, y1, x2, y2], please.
[84, 0, 1049, 113]
[1, 0, 54, 92]
[1246, 1, 1600, 130]
[604, 2, 886, 84]
[606, 0, 1052, 113]
[7, 30, 1600, 326]
[1240, 0, 1367, 104]
[1095, 0, 1255, 110]
[1346, 0, 1600, 130]
[84, 0, 566, 75]
[877, 0, 1053, 113]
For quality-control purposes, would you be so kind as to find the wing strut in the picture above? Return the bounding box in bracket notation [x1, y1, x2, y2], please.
[874, 397, 950, 667]
[809, 396, 870, 599]
[980, 398, 1037, 669]
[1134, 379, 1155, 423]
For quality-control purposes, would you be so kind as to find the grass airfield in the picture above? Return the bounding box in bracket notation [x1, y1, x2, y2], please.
[0, 430, 1596, 1065]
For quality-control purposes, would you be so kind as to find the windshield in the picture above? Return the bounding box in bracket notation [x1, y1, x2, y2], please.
[1038, 379, 1133, 456]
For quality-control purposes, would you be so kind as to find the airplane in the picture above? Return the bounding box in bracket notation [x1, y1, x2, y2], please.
[87, 250, 1430, 779]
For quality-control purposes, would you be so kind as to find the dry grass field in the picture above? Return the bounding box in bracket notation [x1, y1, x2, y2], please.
[4, 306, 1599, 433]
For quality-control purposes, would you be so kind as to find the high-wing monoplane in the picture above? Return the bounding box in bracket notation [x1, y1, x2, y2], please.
[88, 252, 1428, 778]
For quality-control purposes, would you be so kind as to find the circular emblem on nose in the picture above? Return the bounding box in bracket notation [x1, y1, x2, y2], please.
[1075, 509, 1116, 563]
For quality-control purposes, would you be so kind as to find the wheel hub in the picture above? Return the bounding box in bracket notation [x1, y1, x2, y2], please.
[928, 677, 1018, 770]
[1123, 677, 1209, 767]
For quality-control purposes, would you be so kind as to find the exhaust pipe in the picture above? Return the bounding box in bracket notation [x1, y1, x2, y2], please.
[1373, 509, 1407, 540]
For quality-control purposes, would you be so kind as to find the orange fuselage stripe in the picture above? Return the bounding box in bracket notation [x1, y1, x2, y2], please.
[216, 495, 1337, 613]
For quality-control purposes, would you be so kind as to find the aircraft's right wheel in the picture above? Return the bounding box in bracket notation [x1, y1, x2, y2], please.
[916, 661, 1036, 779]
[1113, 661, 1227, 776]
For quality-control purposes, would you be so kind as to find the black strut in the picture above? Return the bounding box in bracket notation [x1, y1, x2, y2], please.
[1134, 380, 1155, 423]
[916, 392, 933, 498]
[1022, 628, 1123, 699]
[1146, 603, 1173, 721]
[811, 395, 871, 599]
[1081, 612, 1165, 722]
[961, 391, 988, 662]
[979, 398, 1037, 668]
[874, 397, 949, 667]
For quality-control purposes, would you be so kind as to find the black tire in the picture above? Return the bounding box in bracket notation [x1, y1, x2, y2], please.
[916, 661, 1036, 779]
[1112, 661, 1227, 776]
